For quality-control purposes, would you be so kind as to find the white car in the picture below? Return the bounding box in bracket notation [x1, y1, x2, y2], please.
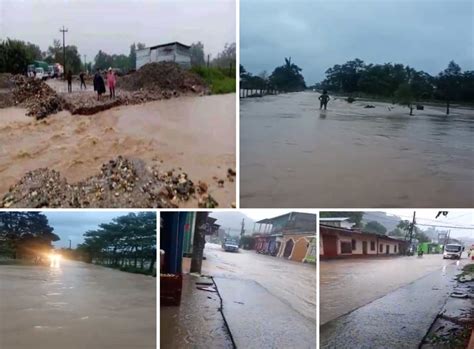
[34, 67, 46, 80]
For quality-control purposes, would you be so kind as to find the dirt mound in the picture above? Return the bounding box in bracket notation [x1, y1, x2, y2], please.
[0, 73, 14, 89]
[1, 156, 219, 208]
[118, 62, 207, 94]
[11, 75, 63, 119]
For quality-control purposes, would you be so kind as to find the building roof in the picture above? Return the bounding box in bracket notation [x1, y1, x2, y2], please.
[320, 224, 408, 244]
[256, 211, 314, 224]
[141, 41, 191, 51]
[320, 217, 351, 222]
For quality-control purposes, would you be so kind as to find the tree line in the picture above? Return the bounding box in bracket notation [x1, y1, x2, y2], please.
[0, 212, 59, 260]
[241, 57, 307, 92]
[316, 59, 474, 113]
[76, 212, 156, 275]
[1, 37, 235, 76]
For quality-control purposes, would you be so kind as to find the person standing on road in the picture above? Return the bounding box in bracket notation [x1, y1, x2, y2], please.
[67, 70, 72, 93]
[107, 67, 116, 99]
[93, 69, 106, 101]
[79, 71, 86, 90]
[319, 90, 330, 110]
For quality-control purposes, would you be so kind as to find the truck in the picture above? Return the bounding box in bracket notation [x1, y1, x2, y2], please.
[27, 60, 50, 79]
[443, 243, 463, 259]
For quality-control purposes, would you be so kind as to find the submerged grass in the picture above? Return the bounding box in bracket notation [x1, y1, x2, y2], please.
[191, 66, 236, 94]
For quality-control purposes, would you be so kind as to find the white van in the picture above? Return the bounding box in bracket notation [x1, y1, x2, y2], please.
[443, 244, 463, 259]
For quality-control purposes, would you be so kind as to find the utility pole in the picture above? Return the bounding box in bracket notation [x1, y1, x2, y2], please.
[68, 239, 72, 249]
[190, 212, 209, 274]
[207, 54, 210, 68]
[408, 211, 416, 248]
[83, 54, 87, 72]
[240, 218, 245, 238]
[60, 26, 68, 79]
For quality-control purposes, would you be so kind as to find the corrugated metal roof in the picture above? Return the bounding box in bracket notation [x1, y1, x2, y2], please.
[141, 41, 191, 51]
[320, 217, 350, 221]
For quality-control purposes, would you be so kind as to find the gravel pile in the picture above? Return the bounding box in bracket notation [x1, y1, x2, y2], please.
[118, 62, 207, 94]
[11, 75, 63, 119]
[1, 156, 219, 208]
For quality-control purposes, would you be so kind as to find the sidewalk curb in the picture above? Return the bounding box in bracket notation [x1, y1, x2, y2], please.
[212, 276, 237, 349]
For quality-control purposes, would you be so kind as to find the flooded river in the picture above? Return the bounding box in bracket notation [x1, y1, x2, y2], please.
[0, 260, 156, 349]
[241, 92, 474, 207]
[319, 254, 467, 325]
[0, 94, 235, 207]
[202, 243, 316, 323]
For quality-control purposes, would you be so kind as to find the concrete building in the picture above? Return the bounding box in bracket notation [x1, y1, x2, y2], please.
[253, 212, 316, 263]
[136, 42, 191, 70]
[320, 224, 407, 259]
[319, 217, 354, 229]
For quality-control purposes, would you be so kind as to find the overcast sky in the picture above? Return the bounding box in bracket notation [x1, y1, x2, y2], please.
[1, 0, 235, 63]
[44, 210, 147, 248]
[241, 0, 474, 84]
[385, 210, 473, 239]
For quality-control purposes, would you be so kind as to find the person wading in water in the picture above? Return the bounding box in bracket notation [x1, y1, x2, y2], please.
[319, 90, 330, 110]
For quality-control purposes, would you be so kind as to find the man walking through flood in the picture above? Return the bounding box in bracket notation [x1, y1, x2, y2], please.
[319, 90, 330, 110]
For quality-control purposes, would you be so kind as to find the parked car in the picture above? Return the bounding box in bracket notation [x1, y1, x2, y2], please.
[443, 244, 463, 259]
[222, 239, 239, 252]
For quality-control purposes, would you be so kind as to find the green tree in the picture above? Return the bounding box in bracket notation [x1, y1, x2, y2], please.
[436, 61, 462, 115]
[269, 57, 306, 92]
[395, 83, 415, 115]
[364, 221, 387, 235]
[129, 43, 137, 70]
[190, 41, 205, 67]
[0, 38, 42, 74]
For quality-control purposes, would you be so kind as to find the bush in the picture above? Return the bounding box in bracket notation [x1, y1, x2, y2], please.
[191, 66, 236, 94]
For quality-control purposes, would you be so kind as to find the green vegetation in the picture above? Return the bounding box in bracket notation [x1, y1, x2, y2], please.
[364, 221, 388, 235]
[192, 66, 236, 94]
[76, 212, 156, 276]
[317, 59, 474, 114]
[0, 212, 59, 260]
[241, 57, 307, 92]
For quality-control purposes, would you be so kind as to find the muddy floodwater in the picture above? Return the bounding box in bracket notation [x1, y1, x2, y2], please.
[320, 254, 466, 325]
[0, 260, 156, 349]
[241, 92, 474, 207]
[202, 242, 316, 323]
[0, 93, 235, 207]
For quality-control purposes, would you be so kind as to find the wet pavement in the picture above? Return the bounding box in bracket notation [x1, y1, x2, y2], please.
[215, 277, 316, 349]
[160, 274, 233, 349]
[0, 93, 236, 207]
[0, 260, 156, 349]
[320, 254, 463, 325]
[240, 92, 474, 208]
[320, 261, 465, 349]
[202, 243, 316, 322]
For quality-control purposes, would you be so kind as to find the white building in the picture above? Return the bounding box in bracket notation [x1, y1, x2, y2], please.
[136, 42, 191, 70]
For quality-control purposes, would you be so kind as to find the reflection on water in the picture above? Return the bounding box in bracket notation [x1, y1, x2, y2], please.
[241, 92, 474, 208]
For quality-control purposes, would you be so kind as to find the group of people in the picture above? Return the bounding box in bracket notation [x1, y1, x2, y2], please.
[66, 68, 117, 101]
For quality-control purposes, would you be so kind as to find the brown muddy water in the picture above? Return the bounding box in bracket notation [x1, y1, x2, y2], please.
[241, 92, 474, 208]
[0, 260, 156, 349]
[319, 254, 468, 325]
[0, 94, 235, 207]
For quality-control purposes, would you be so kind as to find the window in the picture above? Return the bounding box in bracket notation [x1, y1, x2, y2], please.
[370, 241, 375, 251]
[352, 239, 356, 250]
[379, 244, 383, 252]
[341, 241, 352, 254]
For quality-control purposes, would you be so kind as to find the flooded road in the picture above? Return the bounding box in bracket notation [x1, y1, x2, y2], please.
[202, 243, 316, 323]
[0, 93, 235, 207]
[320, 260, 465, 349]
[241, 92, 474, 207]
[0, 260, 156, 349]
[320, 254, 466, 325]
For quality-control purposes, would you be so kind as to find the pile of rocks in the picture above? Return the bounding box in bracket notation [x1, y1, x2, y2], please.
[11, 75, 63, 119]
[1, 156, 219, 208]
[118, 62, 208, 94]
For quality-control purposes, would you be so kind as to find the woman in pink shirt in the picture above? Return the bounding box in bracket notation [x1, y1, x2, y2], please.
[107, 67, 116, 99]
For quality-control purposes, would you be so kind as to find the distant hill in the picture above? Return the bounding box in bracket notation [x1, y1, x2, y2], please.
[362, 211, 401, 233]
[209, 211, 256, 237]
